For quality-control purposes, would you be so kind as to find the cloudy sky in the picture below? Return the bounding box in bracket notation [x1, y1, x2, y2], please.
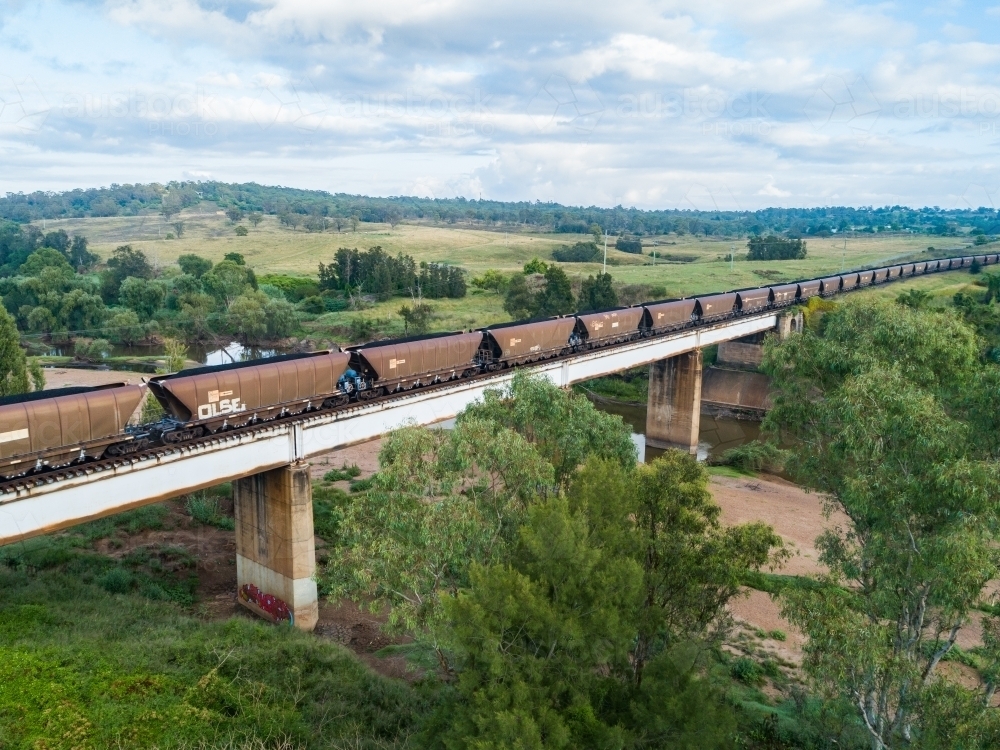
[1, 1, 999, 209]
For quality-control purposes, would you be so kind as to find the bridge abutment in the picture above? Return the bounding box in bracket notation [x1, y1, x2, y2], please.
[646, 349, 703, 455]
[234, 463, 319, 631]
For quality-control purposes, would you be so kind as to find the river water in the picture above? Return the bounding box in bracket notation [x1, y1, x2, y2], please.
[585, 396, 762, 463]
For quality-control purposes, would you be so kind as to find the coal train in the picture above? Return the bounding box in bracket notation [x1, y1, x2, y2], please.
[0, 253, 992, 480]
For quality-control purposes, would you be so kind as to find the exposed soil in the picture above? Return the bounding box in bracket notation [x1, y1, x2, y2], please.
[42, 367, 147, 389]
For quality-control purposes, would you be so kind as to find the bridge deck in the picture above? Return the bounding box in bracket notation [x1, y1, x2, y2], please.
[0, 314, 777, 544]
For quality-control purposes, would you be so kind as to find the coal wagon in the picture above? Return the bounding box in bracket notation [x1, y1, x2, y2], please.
[149, 350, 352, 435]
[0, 383, 146, 479]
[574, 308, 644, 348]
[482, 318, 577, 367]
[349, 332, 482, 394]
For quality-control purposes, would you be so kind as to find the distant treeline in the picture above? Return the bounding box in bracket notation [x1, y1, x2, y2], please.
[4, 181, 1000, 238]
[318, 246, 466, 299]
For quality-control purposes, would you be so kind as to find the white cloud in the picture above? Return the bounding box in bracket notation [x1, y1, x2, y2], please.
[0, 0, 995, 207]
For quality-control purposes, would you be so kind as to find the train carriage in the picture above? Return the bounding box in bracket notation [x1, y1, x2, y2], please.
[694, 292, 738, 322]
[798, 279, 822, 300]
[641, 299, 697, 333]
[736, 288, 772, 314]
[820, 276, 843, 296]
[871, 268, 889, 284]
[769, 283, 799, 307]
[574, 307, 644, 348]
[913, 262, 927, 273]
[349, 332, 482, 394]
[0, 383, 146, 479]
[482, 318, 577, 367]
[857, 270, 875, 286]
[149, 350, 351, 434]
[887, 266, 903, 279]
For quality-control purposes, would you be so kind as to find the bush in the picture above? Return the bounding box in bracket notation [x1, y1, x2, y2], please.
[716, 440, 787, 473]
[746, 235, 806, 261]
[615, 236, 643, 253]
[552, 241, 599, 262]
[74, 337, 110, 362]
[769, 629, 787, 641]
[185, 494, 234, 530]
[97, 567, 134, 594]
[298, 295, 327, 314]
[731, 656, 765, 685]
[324, 464, 362, 482]
[234, 225, 249, 236]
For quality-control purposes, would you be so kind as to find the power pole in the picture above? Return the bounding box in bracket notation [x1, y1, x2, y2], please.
[603, 232, 608, 274]
[730, 245, 735, 273]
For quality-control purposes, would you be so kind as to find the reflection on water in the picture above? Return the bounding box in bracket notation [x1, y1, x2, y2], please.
[584, 395, 762, 463]
[197, 342, 278, 366]
[49, 341, 282, 370]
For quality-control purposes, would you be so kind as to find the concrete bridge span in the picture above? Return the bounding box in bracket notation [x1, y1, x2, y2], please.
[0, 310, 787, 628]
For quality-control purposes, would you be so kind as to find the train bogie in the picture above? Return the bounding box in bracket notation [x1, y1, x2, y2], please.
[0, 383, 147, 479]
[149, 350, 351, 433]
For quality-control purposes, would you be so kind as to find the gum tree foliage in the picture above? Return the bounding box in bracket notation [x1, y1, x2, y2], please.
[177, 254, 213, 278]
[0, 304, 29, 396]
[503, 274, 535, 320]
[761, 297, 1000, 748]
[101, 245, 153, 302]
[226, 290, 296, 344]
[421, 453, 785, 749]
[459, 371, 636, 484]
[324, 374, 634, 637]
[318, 246, 418, 297]
[746, 235, 806, 260]
[118, 277, 165, 322]
[325, 418, 556, 636]
[578, 272, 618, 312]
[202, 260, 257, 308]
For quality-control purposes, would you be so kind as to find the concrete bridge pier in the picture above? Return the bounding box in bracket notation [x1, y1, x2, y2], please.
[234, 463, 319, 631]
[645, 349, 703, 455]
[777, 310, 804, 339]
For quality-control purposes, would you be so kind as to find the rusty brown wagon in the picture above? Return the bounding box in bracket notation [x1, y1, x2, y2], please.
[482, 318, 577, 366]
[641, 299, 697, 333]
[913, 262, 927, 273]
[149, 350, 351, 435]
[900, 264, 915, 276]
[798, 279, 822, 300]
[769, 283, 799, 307]
[887, 266, 903, 279]
[574, 308, 644, 348]
[857, 270, 875, 285]
[0, 383, 146, 479]
[737, 288, 772, 313]
[349, 331, 482, 394]
[694, 292, 737, 322]
[871, 268, 889, 283]
[820, 276, 843, 295]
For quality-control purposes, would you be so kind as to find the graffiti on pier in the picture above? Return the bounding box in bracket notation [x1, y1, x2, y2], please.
[239, 583, 293, 625]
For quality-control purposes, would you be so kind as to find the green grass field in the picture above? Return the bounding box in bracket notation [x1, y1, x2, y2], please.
[34, 210, 991, 340]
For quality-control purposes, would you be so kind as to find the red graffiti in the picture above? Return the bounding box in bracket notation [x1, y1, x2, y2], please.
[239, 583, 293, 625]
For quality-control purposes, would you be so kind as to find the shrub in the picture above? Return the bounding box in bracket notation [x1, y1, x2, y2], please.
[234, 225, 249, 236]
[731, 656, 765, 685]
[746, 235, 806, 261]
[717, 440, 787, 473]
[769, 629, 787, 641]
[615, 236, 643, 253]
[323, 464, 362, 482]
[97, 567, 134, 594]
[185, 494, 234, 530]
[552, 241, 599, 262]
[298, 295, 326, 314]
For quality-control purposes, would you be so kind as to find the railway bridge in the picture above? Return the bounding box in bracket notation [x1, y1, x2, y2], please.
[0, 308, 798, 628]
